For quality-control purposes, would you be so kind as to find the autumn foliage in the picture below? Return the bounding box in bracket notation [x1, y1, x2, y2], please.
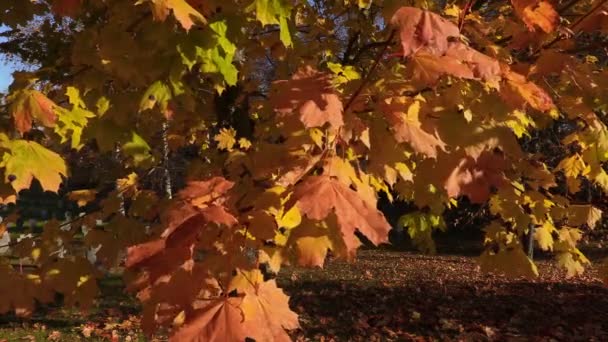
[0, 0, 607, 340]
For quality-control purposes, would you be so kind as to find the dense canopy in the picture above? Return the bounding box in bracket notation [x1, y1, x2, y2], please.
[0, 0, 607, 340]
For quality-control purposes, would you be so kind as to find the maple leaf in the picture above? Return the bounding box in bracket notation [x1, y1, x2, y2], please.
[479, 246, 539, 279]
[246, 0, 293, 47]
[270, 66, 344, 129]
[51, 0, 81, 17]
[214, 127, 237, 151]
[122, 132, 153, 167]
[10, 90, 58, 134]
[398, 211, 446, 254]
[170, 296, 246, 342]
[380, 97, 446, 157]
[534, 220, 556, 251]
[0, 138, 67, 192]
[557, 251, 589, 278]
[511, 0, 558, 33]
[126, 177, 236, 268]
[290, 235, 333, 267]
[407, 50, 474, 86]
[68, 189, 97, 207]
[142, 0, 207, 31]
[42, 258, 99, 310]
[390, 6, 460, 57]
[178, 20, 238, 88]
[445, 151, 507, 203]
[557, 154, 588, 178]
[282, 217, 336, 268]
[55, 87, 94, 150]
[140, 81, 173, 113]
[240, 279, 300, 341]
[500, 68, 555, 112]
[0, 263, 54, 317]
[445, 43, 502, 84]
[285, 176, 390, 254]
[567, 205, 602, 229]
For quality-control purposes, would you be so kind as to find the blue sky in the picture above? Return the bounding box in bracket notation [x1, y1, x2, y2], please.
[0, 25, 14, 92]
[0, 62, 14, 92]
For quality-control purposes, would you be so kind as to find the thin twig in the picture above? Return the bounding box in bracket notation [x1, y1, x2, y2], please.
[541, 0, 608, 50]
[343, 30, 396, 112]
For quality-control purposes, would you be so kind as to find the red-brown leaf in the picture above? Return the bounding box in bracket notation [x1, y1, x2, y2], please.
[285, 176, 390, 253]
[170, 296, 247, 342]
[511, 0, 559, 33]
[11, 90, 58, 134]
[500, 68, 556, 112]
[51, 0, 82, 17]
[445, 151, 507, 203]
[445, 42, 501, 84]
[408, 50, 474, 86]
[270, 66, 344, 129]
[391, 7, 460, 57]
[380, 97, 446, 158]
[241, 279, 300, 341]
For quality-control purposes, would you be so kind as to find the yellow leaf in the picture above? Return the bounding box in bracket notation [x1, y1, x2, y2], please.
[556, 154, 588, 178]
[0, 139, 67, 192]
[557, 251, 588, 278]
[479, 246, 538, 279]
[534, 221, 555, 251]
[68, 189, 98, 207]
[214, 127, 237, 151]
[277, 205, 301, 230]
[238, 137, 252, 150]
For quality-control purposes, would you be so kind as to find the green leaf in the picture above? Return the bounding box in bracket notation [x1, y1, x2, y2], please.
[55, 87, 95, 149]
[122, 132, 153, 167]
[247, 0, 293, 47]
[55, 107, 95, 149]
[178, 20, 239, 89]
[140, 81, 172, 112]
[398, 211, 445, 253]
[0, 137, 67, 192]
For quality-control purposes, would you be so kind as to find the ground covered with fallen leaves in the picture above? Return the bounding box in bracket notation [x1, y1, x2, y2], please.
[1, 246, 607, 341]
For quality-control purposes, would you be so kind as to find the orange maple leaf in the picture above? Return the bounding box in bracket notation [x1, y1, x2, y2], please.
[445, 43, 502, 84]
[391, 7, 460, 57]
[380, 97, 446, 158]
[10, 90, 58, 134]
[285, 176, 390, 254]
[407, 50, 474, 86]
[445, 151, 507, 203]
[511, 0, 559, 33]
[241, 279, 300, 341]
[147, 0, 207, 31]
[170, 296, 247, 342]
[270, 66, 344, 129]
[51, 0, 82, 17]
[500, 67, 556, 112]
[126, 177, 237, 268]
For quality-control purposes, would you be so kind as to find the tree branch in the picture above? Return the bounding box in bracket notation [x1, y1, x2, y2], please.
[348, 36, 396, 66]
[542, 0, 608, 50]
[341, 30, 360, 64]
[343, 30, 396, 112]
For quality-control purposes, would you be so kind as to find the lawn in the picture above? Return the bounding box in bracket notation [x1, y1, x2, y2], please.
[1, 247, 607, 341]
